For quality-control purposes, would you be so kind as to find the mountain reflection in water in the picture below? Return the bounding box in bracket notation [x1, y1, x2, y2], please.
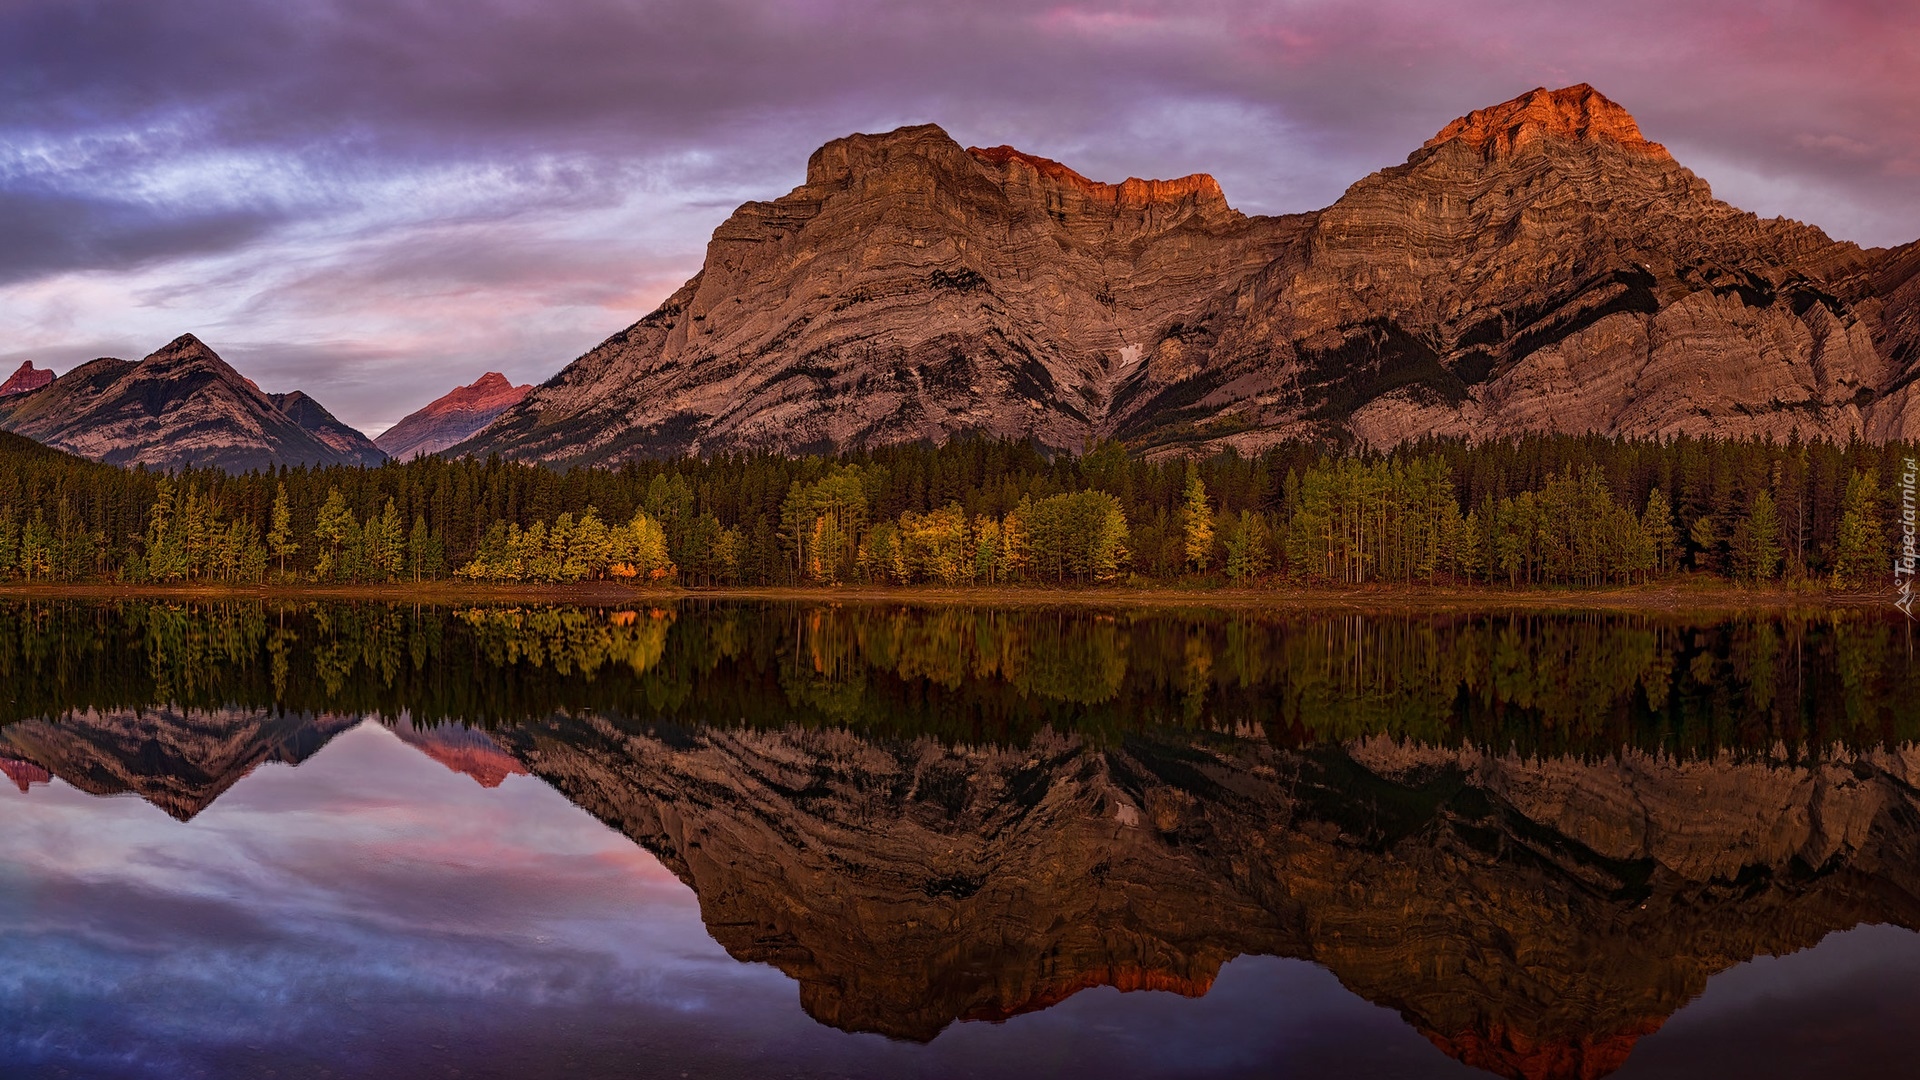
[3, 600, 1920, 1080]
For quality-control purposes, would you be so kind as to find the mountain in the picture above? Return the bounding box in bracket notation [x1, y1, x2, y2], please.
[0, 334, 385, 471]
[457, 85, 1920, 462]
[0, 361, 53, 398]
[375, 372, 530, 460]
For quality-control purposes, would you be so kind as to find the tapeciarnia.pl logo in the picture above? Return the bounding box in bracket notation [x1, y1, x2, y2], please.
[1898, 456, 1918, 617]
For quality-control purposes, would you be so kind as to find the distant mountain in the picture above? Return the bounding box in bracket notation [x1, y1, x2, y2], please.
[457, 84, 1920, 463]
[0, 361, 53, 398]
[374, 372, 530, 460]
[0, 334, 385, 471]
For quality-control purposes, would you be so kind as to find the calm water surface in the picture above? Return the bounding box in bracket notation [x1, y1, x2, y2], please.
[2, 601, 1919, 1079]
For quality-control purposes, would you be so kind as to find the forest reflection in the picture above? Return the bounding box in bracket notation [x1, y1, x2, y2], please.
[1, 599, 1916, 757]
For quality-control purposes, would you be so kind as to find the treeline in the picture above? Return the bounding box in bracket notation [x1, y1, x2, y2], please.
[0, 429, 1913, 588]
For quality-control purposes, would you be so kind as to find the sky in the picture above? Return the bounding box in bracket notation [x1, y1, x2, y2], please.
[2, 1, 1916, 436]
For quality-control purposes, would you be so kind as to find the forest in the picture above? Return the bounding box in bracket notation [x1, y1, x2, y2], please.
[0, 428, 1912, 589]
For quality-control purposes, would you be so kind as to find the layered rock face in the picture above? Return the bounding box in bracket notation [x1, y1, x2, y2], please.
[497, 719, 1920, 1080]
[1200, 84, 1891, 449]
[0, 334, 385, 471]
[0, 361, 53, 398]
[375, 372, 531, 460]
[459, 85, 1920, 462]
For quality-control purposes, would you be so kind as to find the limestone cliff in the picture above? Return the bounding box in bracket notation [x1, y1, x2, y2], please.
[457, 125, 1300, 460]
[458, 85, 1920, 461]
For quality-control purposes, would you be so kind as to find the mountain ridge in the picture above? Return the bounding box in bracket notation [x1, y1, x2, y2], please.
[454, 84, 1920, 463]
[0, 334, 385, 471]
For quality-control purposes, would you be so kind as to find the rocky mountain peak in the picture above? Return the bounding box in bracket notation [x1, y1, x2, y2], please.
[151, 332, 219, 362]
[432, 371, 528, 408]
[375, 371, 532, 460]
[0, 361, 54, 398]
[801, 122, 968, 188]
[1425, 83, 1669, 161]
[137, 332, 257, 387]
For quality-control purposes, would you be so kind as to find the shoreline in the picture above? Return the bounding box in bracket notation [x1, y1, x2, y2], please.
[0, 579, 1893, 613]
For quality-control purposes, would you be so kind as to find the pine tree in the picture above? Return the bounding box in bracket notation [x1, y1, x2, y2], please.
[370, 499, 405, 581]
[407, 514, 441, 581]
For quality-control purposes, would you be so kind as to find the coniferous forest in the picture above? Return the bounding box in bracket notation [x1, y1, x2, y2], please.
[0, 428, 1912, 589]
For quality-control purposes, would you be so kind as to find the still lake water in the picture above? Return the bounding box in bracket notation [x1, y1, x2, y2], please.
[4, 600, 1920, 1079]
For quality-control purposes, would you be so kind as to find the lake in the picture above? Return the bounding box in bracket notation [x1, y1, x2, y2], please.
[3, 600, 1919, 1079]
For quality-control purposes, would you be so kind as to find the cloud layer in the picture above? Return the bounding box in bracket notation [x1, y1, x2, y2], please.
[2, 0, 1914, 434]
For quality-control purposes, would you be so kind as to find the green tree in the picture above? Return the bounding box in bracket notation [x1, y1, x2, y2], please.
[1832, 468, 1886, 589]
[1011, 491, 1129, 583]
[1223, 510, 1268, 584]
[781, 467, 868, 584]
[1729, 489, 1783, 583]
[313, 488, 354, 581]
[267, 483, 298, 578]
[407, 514, 442, 582]
[366, 499, 405, 582]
